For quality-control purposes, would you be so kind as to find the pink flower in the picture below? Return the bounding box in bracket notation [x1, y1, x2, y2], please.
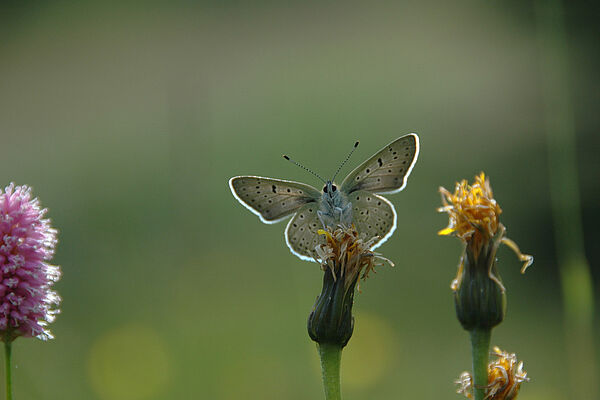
[0, 183, 60, 341]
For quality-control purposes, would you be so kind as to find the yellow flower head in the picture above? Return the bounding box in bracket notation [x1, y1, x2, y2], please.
[308, 224, 394, 346]
[438, 172, 501, 258]
[439, 172, 533, 292]
[315, 225, 393, 292]
[456, 347, 529, 400]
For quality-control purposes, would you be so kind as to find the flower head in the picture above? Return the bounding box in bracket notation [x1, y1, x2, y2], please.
[314, 225, 394, 293]
[438, 173, 533, 330]
[0, 183, 60, 341]
[456, 347, 529, 400]
[307, 224, 393, 347]
[438, 172, 501, 259]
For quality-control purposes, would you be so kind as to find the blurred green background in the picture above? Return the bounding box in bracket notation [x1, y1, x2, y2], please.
[1, 1, 598, 399]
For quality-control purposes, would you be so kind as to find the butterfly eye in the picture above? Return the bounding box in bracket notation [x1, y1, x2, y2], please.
[332, 185, 337, 192]
[323, 186, 328, 193]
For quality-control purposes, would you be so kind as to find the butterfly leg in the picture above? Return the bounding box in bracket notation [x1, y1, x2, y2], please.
[317, 210, 328, 229]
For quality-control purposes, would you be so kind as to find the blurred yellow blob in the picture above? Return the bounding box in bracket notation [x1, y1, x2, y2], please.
[87, 324, 170, 400]
[341, 312, 399, 390]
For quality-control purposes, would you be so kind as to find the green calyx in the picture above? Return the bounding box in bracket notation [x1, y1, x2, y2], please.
[454, 233, 507, 331]
[308, 266, 356, 347]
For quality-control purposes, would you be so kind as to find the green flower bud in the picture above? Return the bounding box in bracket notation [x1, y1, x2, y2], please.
[453, 232, 506, 331]
[308, 266, 356, 347]
[307, 225, 393, 347]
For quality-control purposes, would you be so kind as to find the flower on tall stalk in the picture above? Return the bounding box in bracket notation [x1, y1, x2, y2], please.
[0, 183, 60, 342]
[438, 172, 533, 330]
[307, 224, 393, 347]
[456, 347, 529, 400]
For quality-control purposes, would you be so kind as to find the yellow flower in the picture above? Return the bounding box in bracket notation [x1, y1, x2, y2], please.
[308, 224, 393, 346]
[455, 347, 529, 400]
[438, 172, 501, 259]
[314, 225, 394, 293]
[438, 173, 533, 293]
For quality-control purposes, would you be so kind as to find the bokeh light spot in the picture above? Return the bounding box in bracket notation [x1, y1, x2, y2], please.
[342, 312, 399, 390]
[87, 324, 170, 400]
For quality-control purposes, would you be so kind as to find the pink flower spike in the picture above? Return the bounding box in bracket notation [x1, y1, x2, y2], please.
[0, 183, 60, 342]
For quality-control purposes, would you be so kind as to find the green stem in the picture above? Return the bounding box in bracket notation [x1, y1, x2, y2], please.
[469, 329, 491, 400]
[4, 341, 12, 400]
[317, 343, 342, 400]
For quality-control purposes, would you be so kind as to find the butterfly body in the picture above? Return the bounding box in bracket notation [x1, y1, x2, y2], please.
[229, 134, 420, 261]
[317, 181, 353, 228]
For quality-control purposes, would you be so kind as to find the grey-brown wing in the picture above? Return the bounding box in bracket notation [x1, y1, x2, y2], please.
[229, 176, 321, 223]
[284, 203, 325, 261]
[341, 134, 419, 194]
[349, 190, 397, 249]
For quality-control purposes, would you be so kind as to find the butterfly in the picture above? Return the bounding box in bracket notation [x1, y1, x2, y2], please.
[229, 133, 420, 261]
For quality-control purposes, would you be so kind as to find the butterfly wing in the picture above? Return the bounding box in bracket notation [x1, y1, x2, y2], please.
[341, 134, 419, 194]
[349, 190, 397, 249]
[229, 176, 322, 224]
[284, 203, 325, 261]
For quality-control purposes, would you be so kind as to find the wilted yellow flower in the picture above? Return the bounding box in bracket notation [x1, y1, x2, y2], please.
[314, 225, 394, 293]
[439, 172, 501, 259]
[438, 173, 533, 293]
[455, 347, 529, 400]
[308, 224, 393, 347]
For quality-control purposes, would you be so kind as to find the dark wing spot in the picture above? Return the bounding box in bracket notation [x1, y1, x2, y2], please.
[287, 188, 291, 192]
[356, 196, 360, 200]
[366, 168, 370, 173]
[356, 176, 360, 180]
[272, 185, 277, 193]
[377, 201, 381, 206]
[256, 186, 260, 189]
[377, 158, 383, 166]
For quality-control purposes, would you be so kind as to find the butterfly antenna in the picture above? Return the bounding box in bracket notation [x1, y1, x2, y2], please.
[332, 141, 359, 182]
[283, 155, 326, 183]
